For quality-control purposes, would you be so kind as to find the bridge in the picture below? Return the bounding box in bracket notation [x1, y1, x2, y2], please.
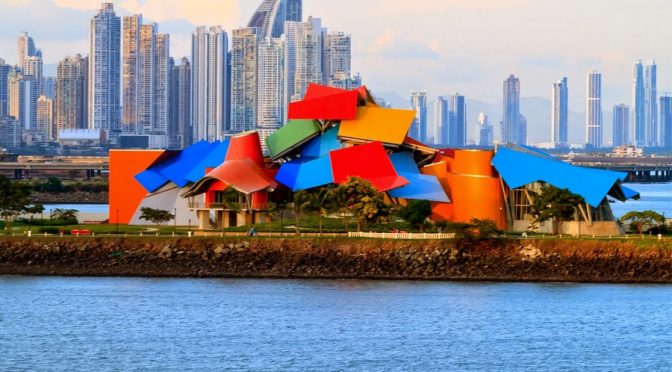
[0, 160, 109, 179]
[565, 156, 672, 182]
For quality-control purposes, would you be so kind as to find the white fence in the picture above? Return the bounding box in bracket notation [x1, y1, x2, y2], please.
[347, 232, 456, 240]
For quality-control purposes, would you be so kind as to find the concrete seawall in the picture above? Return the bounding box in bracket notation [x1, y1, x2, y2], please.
[0, 237, 671, 283]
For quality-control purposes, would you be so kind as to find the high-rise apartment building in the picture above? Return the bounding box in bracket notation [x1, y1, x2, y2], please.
[248, 0, 286, 40]
[0, 59, 9, 117]
[42, 77, 55, 99]
[478, 113, 493, 147]
[191, 26, 229, 142]
[169, 57, 191, 149]
[17, 32, 37, 70]
[613, 104, 629, 148]
[36, 94, 53, 140]
[503, 74, 521, 144]
[231, 27, 260, 134]
[586, 71, 603, 148]
[0, 116, 21, 149]
[286, 0, 302, 22]
[89, 3, 121, 136]
[257, 38, 285, 151]
[633, 60, 657, 147]
[122, 16, 170, 141]
[644, 62, 657, 147]
[23, 55, 43, 94]
[450, 93, 466, 147]
[410, 91, 428, 142]
[324, 32, 351, 88]
[518, 114, 528, 146]
[8, 70, 39, 131]
[433, 96, 448, 145]
[552, 77, 568, 148]
[55, 55, 88, 137]
[660, 95, 672, 150]
[292, 17, 325, 101]
[633, 61, 645, 147]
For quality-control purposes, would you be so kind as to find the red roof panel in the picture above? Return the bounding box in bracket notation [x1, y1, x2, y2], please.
[329, 141, 409, 192]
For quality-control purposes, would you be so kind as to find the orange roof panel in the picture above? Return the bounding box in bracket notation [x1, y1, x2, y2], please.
[339, 107, 415, 145]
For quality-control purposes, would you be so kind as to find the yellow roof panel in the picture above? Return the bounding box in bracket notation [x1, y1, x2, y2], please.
[338, 107, 415, 145]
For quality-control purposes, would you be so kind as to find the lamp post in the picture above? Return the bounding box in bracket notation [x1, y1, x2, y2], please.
[116, 209, 119, 235]
[174, 208, 177, 233]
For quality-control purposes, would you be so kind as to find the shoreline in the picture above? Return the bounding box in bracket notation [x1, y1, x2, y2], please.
[1, 237, 671, 284]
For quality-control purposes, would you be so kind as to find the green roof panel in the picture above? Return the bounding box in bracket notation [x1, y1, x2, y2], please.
[266, 119, 321, 159]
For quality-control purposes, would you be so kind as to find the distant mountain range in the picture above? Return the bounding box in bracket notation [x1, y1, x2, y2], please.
[374, 91, 614, 146]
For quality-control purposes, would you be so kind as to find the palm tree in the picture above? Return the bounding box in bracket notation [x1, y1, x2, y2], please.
[292, 190, 314, 234]
[312, 187, 336, 235]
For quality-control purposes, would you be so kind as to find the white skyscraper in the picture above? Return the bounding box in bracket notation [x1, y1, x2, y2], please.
[191, 26, 229, 142]
[324, 31, 351, 88]
[410, 91, 428, 142]
[433, 96, 449, 145]
[17, 32, 36, 70]
[478, 113, 494, 147]
[231, 27, 260, 134]
[89, 3, 121, 135]
[586, 71, 603, 148]
[644, 62, 657, 147]
[36, 94, 53, 140]
[292, 17, 324, 101]
[552, 77, 568, 148]
[8, 70, 39, 131]
[257, 38, 285, 151]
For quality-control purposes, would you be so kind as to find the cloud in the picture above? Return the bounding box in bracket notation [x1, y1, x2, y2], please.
[51, 0, 241, 27]
[368, 30, 440, 60]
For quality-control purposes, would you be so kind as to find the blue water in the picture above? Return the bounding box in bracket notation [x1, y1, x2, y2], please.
[0, 277, 670, 370]
[611, 182, 672, 218]
[42, 204, 109, 214]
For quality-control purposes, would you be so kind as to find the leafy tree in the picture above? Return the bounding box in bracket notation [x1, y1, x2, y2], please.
[469, 218, 501, 240]
[42, 177, 65, 193]
[311, 187, 337, 234]
[398, 200, 432, 232]
[50, 208, 79, 225]
[335, 177, 390, 232]
[529, 185, 584, 236]
[139, 207, 174, 227]
[620, 211, 665, 234]
[291, 190, 314, 234]
[0, 176, 35, 232]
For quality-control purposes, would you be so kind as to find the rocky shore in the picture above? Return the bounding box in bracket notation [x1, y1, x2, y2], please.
[0, 237, 671, 283]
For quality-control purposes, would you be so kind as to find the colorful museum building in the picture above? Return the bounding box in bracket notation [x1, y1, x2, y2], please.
[110, 84, 639, 236]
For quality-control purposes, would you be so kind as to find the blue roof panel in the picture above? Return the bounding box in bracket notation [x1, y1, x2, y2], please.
[158, 141, 218, 188]
[492, 146, 628, 207]
[301, 126, 342, 159]
[275, 160, 301, 190]
[134, 170, 169, 193]
[295, 156, 334, 191]
[389, 152, 420, 174]
[185, 140, 230, 182]
[388, 172, 450, 202]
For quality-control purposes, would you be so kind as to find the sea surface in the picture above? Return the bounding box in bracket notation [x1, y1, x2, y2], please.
[0, 277, 670, 371]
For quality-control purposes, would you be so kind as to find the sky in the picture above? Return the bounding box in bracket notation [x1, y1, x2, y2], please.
[1, 0, 672, 113]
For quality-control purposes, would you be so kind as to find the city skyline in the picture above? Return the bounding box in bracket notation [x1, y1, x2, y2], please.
[3, 0, 672, 113]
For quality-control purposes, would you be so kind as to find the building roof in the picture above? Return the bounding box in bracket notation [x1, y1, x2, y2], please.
[388, 152, 450, 202]
[288, 85, 359, 121]
[329, 141, 409, 192]
[185, 140, 230, 183]
[135, 141, 217, 192]
[183, 158, 278, 197]
[301, 126, 342, 159]
[266, 119, 321, 160]
[275, 155, 334, 192]
[492, 145, 639, 206]
[339, 107, 415, 146]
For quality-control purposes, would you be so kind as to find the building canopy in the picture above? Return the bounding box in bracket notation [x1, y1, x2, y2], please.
[492, 145, 640, 207]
